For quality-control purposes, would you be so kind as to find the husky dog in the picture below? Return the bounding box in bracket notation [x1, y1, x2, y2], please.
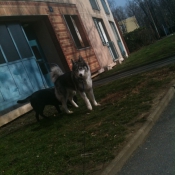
[50, 65, 64, 82]
[51, 56, 100, 114]
[17, 88, 77, 122]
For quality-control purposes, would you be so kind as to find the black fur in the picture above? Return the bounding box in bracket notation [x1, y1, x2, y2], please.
[17, 88, 77, 122]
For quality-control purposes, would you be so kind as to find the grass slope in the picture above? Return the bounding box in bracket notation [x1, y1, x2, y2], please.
[97, 34, 175, 79]
[1, 64, 175, 175]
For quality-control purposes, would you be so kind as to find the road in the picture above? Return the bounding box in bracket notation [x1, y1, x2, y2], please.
[94, 56, 175, 87]
[117, 95, 175, 175]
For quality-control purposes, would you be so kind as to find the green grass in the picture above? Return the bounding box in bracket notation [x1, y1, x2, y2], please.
[96, 34, 175, 79]
[1, 64, 175, 175]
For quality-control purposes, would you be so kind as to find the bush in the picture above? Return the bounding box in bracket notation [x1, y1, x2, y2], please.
[124, 28, 156, 53]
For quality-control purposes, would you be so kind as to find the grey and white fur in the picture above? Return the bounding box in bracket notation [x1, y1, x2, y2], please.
[51, 56, 100, 113]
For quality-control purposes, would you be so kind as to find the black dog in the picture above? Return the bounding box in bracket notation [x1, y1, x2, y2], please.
[17, 88, 77, 122]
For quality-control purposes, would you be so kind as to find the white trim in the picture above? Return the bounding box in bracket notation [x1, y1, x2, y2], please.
[0, 104, 32, 127]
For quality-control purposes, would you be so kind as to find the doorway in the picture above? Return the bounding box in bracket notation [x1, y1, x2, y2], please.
[0, 23, 51, 112]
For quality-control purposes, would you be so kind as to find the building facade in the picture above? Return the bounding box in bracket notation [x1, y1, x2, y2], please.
[0, 0, 127, 126]
[118, 16, 140, 34]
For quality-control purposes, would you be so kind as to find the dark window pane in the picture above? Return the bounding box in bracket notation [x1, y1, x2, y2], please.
[8, 24, 33, 59]
[108, 41, 119, 60]
[0, 49, 5, 64]
[100, 0, 110, 14]
[71, 16, 89, 47]
[0, 25, 20, 62]
[31, 46, 48, 75]
[64, 15, 82, 48]
[93, 18, 110, 44]
[109, 21, 126, 56]
[109, 21, 120, 41]
[64, 15, 89, 49]
[89, 0, 100, 10]
[38, 62, 48, 75]
[94, 18, 106, 44]
[31, 46, 42, 60]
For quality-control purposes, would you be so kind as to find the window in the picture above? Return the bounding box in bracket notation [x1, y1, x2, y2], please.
[100, 0, 110, 15]
[93, 18, 110, 45]
[108, 41, 119, 60]
[89, 0, 100, 11]
[93, 18, 119, 61]
[109, 21, 120, 41]
[7, 24, 33, 59]
[64, 15, 89, 49]
[0, 47, 5, 64]
[0, 24, 20, 62]
[109, 21, 126, 56]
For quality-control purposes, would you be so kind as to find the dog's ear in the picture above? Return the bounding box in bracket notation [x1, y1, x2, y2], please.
[71, 59, 75, 65]
[78, 56, 84, 62]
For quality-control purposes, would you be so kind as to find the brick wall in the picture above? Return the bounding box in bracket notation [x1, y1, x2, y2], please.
[0, 1, 100, 73]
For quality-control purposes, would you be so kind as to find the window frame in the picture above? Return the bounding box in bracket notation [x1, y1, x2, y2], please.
[109, 21, 126, 56]
[100, 0, 110, 15]
[64, 15, 90, 50]
[89, 0, 100, 11]
[93, 17, 110, 45]
[93, 18, 119, 61]
[0, 45, 6, 64]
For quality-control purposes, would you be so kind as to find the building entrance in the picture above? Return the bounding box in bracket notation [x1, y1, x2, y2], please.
[0, 23, 52, 112]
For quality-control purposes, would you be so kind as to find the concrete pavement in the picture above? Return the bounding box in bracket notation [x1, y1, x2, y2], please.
[117, 90, 175, 175]
[101, 82, 175, 175]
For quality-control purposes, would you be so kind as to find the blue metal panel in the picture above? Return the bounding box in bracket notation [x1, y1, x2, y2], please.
[0, 91, 3, 102]
[8, 61, 33, 95]
[0, 65, 20, 100]
[23, 58, 46, 91]
[0, 23, 51, 114]
[44, 73, 54, 87]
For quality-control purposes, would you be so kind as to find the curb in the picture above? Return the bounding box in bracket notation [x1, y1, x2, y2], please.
[93, 55, 175, 83]
[101, 85, 175, 175]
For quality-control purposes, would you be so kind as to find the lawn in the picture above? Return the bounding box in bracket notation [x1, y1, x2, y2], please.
[1, 63, 175, 175]
[97, 34, 175, 79]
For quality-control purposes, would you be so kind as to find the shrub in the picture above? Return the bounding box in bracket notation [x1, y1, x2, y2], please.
[124, 27, 156, 52]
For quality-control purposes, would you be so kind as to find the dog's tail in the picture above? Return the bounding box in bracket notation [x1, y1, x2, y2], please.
[17, 96, 31, 104]
[50, 66, 64, 83]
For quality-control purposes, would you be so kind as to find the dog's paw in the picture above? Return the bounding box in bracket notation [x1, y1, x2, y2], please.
[94, 103, 101, 106]
[87, 106, 93, 111]
[67, 110, 73, 114]
[96, 103, 101, 106]
[86, 103, 92, 110]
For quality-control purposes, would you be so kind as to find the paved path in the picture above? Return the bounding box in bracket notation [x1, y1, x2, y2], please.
[117, 95, 175, 175]
[94, 56, 175, 87]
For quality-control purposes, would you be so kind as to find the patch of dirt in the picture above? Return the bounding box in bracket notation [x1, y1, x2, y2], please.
[100, 92, 126, 104]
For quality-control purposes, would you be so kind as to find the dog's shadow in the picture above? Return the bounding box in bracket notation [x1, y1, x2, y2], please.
[31, 113, 63, 131]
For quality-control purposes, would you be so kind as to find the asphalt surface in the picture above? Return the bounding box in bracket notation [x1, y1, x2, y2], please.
[117, 95, 175, 175]
[94, 55, 175, 87]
